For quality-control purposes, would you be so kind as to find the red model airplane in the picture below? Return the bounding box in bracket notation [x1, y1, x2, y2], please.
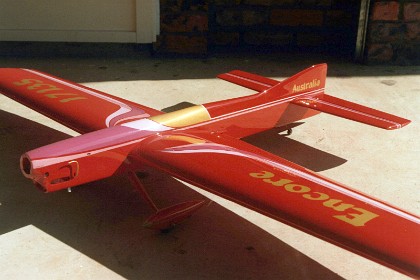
[0, 64, 418, 277]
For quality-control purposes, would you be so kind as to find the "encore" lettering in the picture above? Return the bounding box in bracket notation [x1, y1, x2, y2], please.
[249, 171, 379, 227]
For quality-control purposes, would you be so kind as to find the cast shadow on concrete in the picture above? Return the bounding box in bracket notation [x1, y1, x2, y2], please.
[0, 110, 345, 279]
[244, 123, 347, 172]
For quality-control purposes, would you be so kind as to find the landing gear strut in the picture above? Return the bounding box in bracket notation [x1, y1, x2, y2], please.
[127, 171, 206, 232]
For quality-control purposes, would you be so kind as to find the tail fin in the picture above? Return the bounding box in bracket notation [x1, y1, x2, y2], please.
[264, 63, 410, 130]
[264, 63, 327, 99]
[214, 63, 409, 131]
[279, 64, 411, 130]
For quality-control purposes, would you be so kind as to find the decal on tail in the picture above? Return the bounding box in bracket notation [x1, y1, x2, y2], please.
[263, 63, 327, 99]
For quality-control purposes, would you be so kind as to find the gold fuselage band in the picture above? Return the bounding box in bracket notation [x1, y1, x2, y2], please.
[149, 105, 211, 128]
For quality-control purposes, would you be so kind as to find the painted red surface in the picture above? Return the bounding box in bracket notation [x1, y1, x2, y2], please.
[0, 68, 161, 133]
[0, 65, 417, 277]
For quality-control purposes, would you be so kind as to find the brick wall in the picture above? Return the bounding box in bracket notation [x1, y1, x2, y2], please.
[366, 0, 420, 64]
[155, 0, 360, 56]
[211, 0, 359, 55]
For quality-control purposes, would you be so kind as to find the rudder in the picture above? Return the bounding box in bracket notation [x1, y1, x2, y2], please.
[264, 63, 327, 99]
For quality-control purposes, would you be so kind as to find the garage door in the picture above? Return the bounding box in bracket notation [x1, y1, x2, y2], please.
[0, 0, 159, 43]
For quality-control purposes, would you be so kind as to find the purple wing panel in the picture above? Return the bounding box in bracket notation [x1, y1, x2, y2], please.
[0, 68, 162, 133]
[136, 131, 420, 278]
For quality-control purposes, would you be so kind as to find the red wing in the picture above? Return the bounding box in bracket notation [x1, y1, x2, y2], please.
[136, 131, 419, 277]
[0, 68, 162, 133]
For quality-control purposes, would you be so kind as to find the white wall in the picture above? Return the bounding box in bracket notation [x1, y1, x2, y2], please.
[0, 0, 159, 43]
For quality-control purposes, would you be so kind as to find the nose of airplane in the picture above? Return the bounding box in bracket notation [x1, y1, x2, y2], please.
[20, 153, 48, 192]
[20, 154, 32, 177]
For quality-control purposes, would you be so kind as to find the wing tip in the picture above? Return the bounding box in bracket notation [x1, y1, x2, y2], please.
[386, 119, 411, 130]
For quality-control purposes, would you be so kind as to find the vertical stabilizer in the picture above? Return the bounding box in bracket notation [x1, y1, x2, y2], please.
[264, 63, 327, 99]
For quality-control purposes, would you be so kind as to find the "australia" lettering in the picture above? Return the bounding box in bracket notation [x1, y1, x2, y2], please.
[292, 79, 321, 93]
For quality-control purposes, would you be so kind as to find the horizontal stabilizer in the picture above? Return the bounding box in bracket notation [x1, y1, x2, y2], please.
[217, 70, 278, 92]
[293, 94, 410, 130]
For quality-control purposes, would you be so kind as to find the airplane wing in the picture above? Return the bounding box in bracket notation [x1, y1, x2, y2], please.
[136, 130, 419, 277]
[0, 68, 162, 133]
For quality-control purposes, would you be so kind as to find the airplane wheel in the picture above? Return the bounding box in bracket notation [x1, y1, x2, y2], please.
[160, 224, 176, 234]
